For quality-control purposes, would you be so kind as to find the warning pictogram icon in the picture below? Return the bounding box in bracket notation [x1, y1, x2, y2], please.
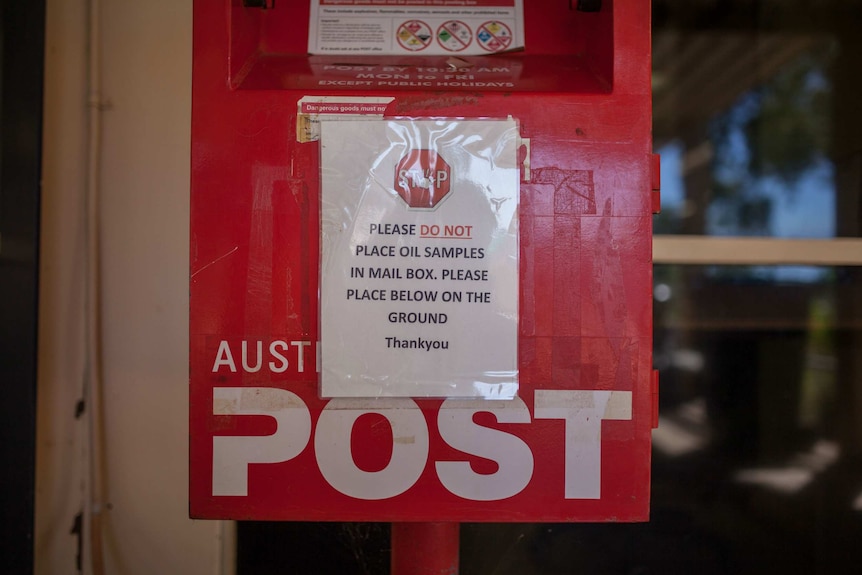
[477, 21, 513, 52]
[437, 21, 472, 52]
[395, 150, 451, 209]
[397, 20, 432, 52]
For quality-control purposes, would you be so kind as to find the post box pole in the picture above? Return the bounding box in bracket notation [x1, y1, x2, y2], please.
[391, 522, 459, 575]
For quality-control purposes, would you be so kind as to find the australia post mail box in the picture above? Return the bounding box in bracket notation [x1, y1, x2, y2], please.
[190, 0, 657, 522]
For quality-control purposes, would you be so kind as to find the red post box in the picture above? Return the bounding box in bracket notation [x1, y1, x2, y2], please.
[190, 0, 655, 523]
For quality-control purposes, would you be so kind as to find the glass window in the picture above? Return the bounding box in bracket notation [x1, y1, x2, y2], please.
[653, 4, 859, 240]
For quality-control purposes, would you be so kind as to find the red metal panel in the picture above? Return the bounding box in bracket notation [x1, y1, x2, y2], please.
[190, 0, 654, 522]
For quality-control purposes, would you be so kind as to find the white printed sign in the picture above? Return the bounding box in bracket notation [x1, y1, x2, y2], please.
[308, 0, 525, 56]
[296, 95, 394, 142]
[319, 119, 520, 398]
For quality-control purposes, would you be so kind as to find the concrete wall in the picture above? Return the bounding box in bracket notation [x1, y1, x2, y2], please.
[36, 1, 225, 573]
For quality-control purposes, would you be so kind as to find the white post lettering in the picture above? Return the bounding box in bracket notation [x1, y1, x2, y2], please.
[534, 390, 632, 499]
[436, 398, 533, 501]
[212, 387, 311, 496]
[314, 399, 428, 500]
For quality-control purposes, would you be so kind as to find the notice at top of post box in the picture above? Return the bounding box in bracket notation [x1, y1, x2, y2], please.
[308, 0, 525, 56]
[319, 119, 520, 399]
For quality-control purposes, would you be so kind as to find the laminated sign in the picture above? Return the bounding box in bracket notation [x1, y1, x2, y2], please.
[320, 119, 520, 398]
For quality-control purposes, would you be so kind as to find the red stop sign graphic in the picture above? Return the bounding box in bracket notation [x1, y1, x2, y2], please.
[395, 150, 451, 209]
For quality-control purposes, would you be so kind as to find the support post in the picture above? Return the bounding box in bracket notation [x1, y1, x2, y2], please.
[391, 522, 459, 575]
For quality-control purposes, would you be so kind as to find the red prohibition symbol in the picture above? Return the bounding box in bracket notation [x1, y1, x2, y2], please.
[476, 21, 513, 52]
[397, 20, 433, 52]
[437, 20, 473, 52]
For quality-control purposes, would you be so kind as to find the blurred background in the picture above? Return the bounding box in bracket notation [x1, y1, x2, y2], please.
[2, 0, 860, 574]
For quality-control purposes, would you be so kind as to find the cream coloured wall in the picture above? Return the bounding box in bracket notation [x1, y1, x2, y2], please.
[37, 1, 226, 573]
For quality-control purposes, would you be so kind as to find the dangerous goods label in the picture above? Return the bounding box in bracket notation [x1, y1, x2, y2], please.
[308, 0, 525, 56]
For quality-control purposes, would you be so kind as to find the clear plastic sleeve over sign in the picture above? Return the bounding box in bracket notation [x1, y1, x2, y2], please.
[319, 119, 520, 399]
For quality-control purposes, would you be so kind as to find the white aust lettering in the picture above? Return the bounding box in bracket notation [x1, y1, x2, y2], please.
[211, 388, 632, 501]
[211, 340, 314, 373]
